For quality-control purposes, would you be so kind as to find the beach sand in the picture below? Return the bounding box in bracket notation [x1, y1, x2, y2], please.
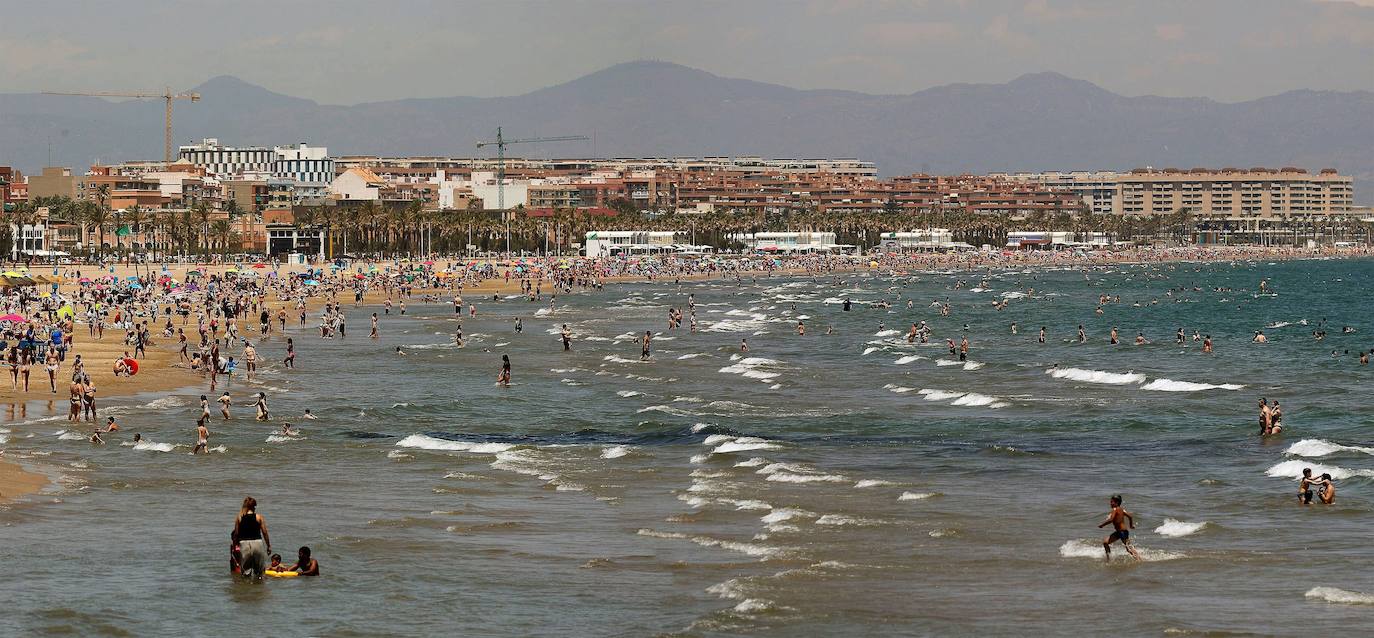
[0, 457, 48, 504]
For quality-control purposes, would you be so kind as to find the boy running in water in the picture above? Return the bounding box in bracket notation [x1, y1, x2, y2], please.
[1098, 495, 1141, 561]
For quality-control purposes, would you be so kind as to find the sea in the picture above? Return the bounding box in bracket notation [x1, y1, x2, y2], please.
[2, 257, 1372, 636]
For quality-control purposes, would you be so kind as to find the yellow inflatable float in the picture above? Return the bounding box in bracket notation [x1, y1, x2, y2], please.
[265, 570, 299, 578]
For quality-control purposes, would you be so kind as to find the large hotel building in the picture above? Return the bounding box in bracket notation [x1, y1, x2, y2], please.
[996, 168, 1355, 218]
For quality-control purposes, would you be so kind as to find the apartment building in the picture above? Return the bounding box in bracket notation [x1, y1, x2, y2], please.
[1000, 168, 1355, 219]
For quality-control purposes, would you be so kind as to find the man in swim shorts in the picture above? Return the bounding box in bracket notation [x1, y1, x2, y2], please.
[1298, 467, 1315, 505]
[1098, 494, 1141, 561]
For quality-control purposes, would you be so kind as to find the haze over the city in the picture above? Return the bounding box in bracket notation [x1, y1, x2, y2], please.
[5, 0, 1372, 104]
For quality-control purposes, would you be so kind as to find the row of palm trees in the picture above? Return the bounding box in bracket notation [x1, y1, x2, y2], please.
[4, 194, 242, 259]
[6, 195, 1370, 260]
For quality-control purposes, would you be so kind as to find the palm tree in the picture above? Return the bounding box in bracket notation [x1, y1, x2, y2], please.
[211, 219, 232, 255]
[83, 197, 111, 258]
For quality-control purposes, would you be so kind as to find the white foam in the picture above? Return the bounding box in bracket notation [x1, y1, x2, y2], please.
[395, 434, 515, 454]
[603, 355, 642, 364]
[143, 396, 184, 409]
[729, 499, 772, 511]
[882, 385, 915, 394]
[1048, 367, 1146, 385]
[637, 528, 688, 540]
[712, 437, 782, 454]
[761, 508, 815, 524]
[1141, 378, 1245, 392]
[962, 361, 984, 371]
[1265, 459, 1372, 481]
[616, 390, 643, 398]
[1154, 519, 1207, 537]
[1286, 439, 1374, 458]
[1058, 539, 1185, 561]
[854, 479, 898, 488]
[862, 347, 880, 356]
[815, 514, 878, 526]
[899, 491, 938, 501]
[873, 329, 899, 337]
[735, 457, 769, 468]
[58, 432, 86, 441]
[703, 434, 735, 446]
[677, 353, 709, 359]
[1305, 587, 1374, 605]
[132, 441, 177, 452]
[765, 472, 847, 484]
[600, 446, 632, 459]
[265, 434, 302, 443]
[952, 393, 1000, 407]
[894, 355, 922, 365]
[919, 389, 966, 401]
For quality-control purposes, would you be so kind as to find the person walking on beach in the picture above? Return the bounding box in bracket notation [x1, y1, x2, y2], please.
[1098, 495, 1141, 561]
[233, 497, 271, 578]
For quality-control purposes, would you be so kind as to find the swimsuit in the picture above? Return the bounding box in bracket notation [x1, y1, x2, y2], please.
[1109, 529, 1130, 542]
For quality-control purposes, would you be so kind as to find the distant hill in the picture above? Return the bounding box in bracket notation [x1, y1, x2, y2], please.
[3, 61, 1370, 202]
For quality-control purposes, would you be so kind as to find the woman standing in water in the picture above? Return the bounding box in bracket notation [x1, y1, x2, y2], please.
[497, 355, 511, 386]
[232, 496, 271, 578]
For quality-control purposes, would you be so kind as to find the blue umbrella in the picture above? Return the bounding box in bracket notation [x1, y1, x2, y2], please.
[128, 282, 143, 289]
[304, 280, 320, 286]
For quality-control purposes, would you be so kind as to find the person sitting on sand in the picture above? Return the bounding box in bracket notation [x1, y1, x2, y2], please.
[287, 546, 320, 576]
[113, 357, 129, 377]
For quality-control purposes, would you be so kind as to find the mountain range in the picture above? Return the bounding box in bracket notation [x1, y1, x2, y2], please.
[3, 61, 1371, 202]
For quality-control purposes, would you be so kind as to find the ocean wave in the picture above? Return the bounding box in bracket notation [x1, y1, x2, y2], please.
[917, 389, 1009, 409]
[1305, 587, 1374, 605]
[265, 434, 303, 443]
[712, 436, 783, 454]
[131, 441, 178, 452]
[600, 445, 632, 459]
[1265, 459, 1374, 481]
[815, 514, 880, 526]
[765, 472, 847, 484]
[143, 396, 184, 409]
[1048, 367, 1146, 385]
[1058, 539, 1185, 562]
[395, 434, 515, 454]
[862, 347, 880, 356]
[882, 384, 915, 394]
[616, 390, 643, 398]
[1154, 519, 1208, 537]
[899, 491, 939, 501]
[1141, 379, 1245, 392]
[677, 353, 710, 359]
[894, 355, 922, 365]
[873, 329, 899, 337]
[854, 479, 898, 488]
[735, 457, 769, 468]
[761, 508, 815, 525]
[1285, 439, 1374, 458]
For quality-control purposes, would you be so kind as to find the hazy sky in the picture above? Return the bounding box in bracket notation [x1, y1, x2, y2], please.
[3, 0, 1371, 104]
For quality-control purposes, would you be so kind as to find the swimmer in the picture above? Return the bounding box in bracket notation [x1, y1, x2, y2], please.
[218, 392, 232, 420]
[280, 423, 296, 437]
[302, 409, 317, 420]
[1317, 473, 1335, 504]
[102, 416, 120, 433]
[1098, 494, 1141, 561]
[287, 546, 320, 576]
[741, 339, 749, 352]
[1253, 330, 1267, 343]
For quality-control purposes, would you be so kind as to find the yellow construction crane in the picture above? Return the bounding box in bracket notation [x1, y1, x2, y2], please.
[42, 87, 201, 163]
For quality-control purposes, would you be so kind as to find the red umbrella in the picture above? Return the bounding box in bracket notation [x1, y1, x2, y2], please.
[252, 263, 268, 269]
[124, 358, 139, 375]
[0, 314, 25, 322]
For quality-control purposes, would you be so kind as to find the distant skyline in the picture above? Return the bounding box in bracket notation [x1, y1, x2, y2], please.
[3, 0, 1372, 104]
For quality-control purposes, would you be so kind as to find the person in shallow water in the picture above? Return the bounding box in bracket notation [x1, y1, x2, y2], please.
[288, 546, 320, 576]
[1099, 495, 1141, 561]
[233, 496, 271, 578]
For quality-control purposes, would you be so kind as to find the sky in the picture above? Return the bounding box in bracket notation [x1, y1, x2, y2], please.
[2, 0, 1371, 104]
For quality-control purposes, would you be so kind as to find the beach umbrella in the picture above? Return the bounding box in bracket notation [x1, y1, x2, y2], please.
[0, 314, 25, 322]
[423, 260, 435, 266]
[128, 282, 143, 289]
[124, 358, 139, 376]
[252, 263, 267, 269]
[57, 305, 75, 319]
[353, 274, 365, 279]
[2, 271, 21, 277]
[225, 267, 239, 273]
[304, 280, 320, 286]
[78, 277, 92, 283]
